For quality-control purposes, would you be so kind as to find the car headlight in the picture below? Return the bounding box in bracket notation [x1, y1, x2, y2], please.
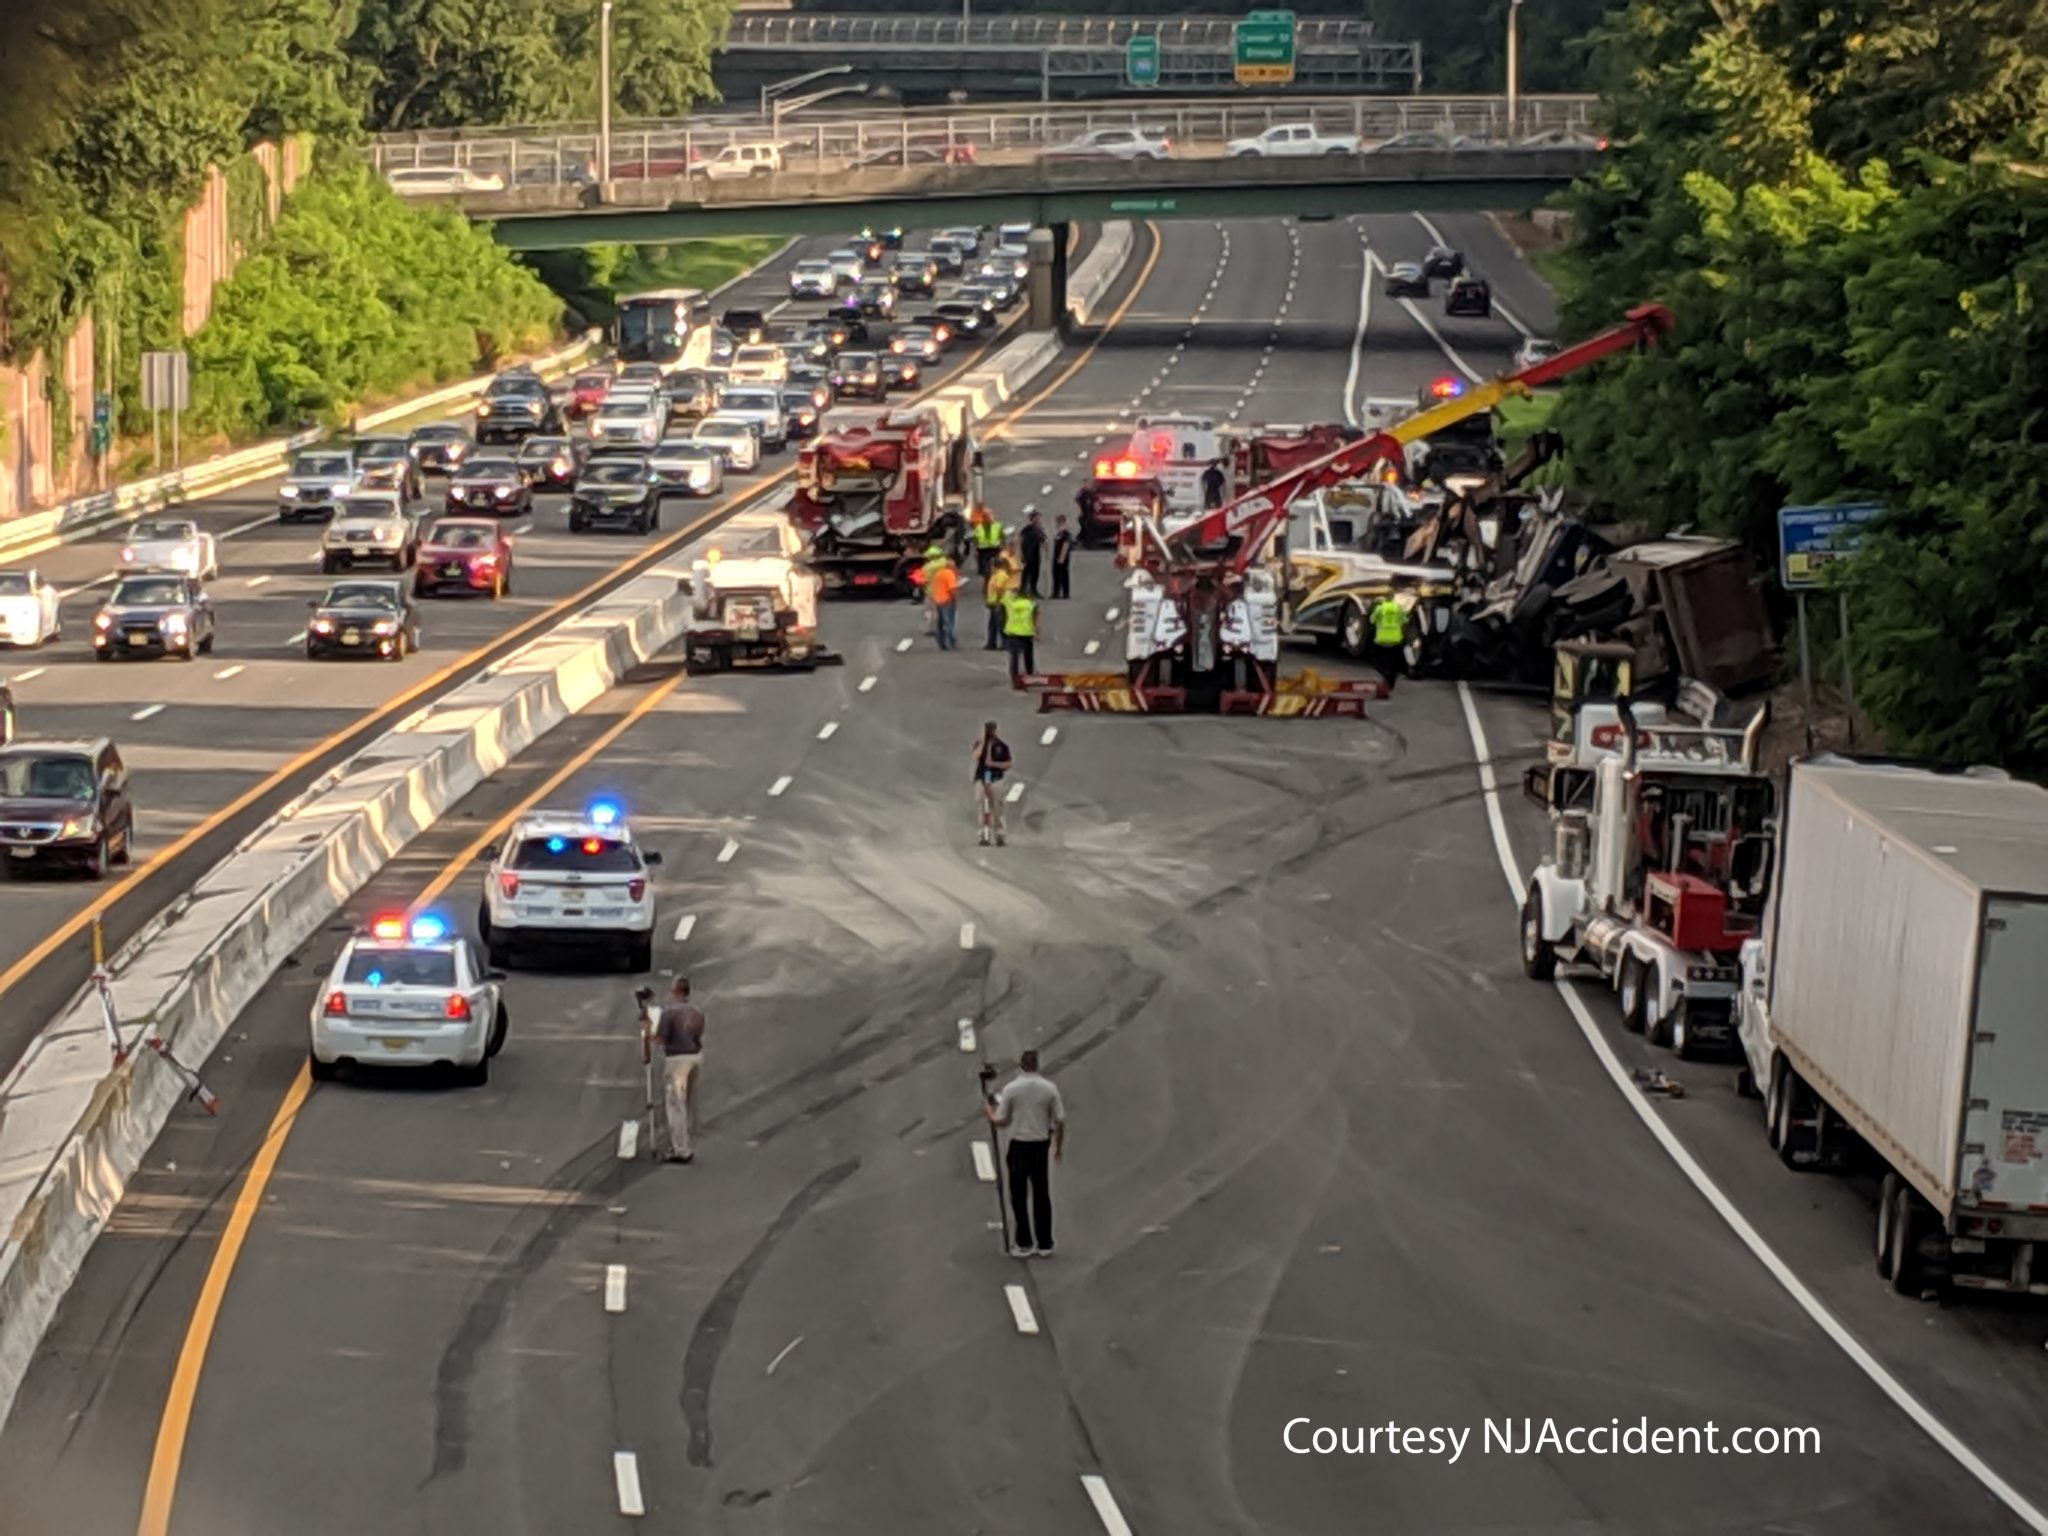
[121, 546, 137, 561]
[311, 618, 335, 634]
[164, 612, 189, 631]
[495, 485, 517, 498]
[371, 620, 398, 635]
[281, 485, 302, 498]
[57, 816, 97, 840]
[330, 482, 352, 496]
[94, 612, 113, 630]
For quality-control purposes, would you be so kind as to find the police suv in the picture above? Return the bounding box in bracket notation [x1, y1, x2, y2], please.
[478, 801, 660, 971]
[309, 912, 508, 1085]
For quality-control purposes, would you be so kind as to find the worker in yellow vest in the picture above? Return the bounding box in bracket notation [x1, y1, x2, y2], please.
[970, 506, 1006, 578]
[1369, 585, 1409, 691]
[1002, 586, 1040, 683]
[983, 553, 1016, 652]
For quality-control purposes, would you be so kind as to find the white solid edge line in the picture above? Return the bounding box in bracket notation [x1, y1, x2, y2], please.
[1341, 238, 1375, 429]
[1004, 1284, 1040, 1335]
[817, 720, 839, 740]
[673, 912, 696, 943]
[613, 1450, 646, 1517]
[716, 838, 739, 864]
[972, 1138, 997, 1182]
[959, 922, 975, 950]
[768, 774, 792, 798]
[1411, 210, 1535, 339]
[1081, 1474, 1136, 1536]
[131, 703, 165, 721]
[615, 1119, 639, 1160]
[604, 1264, 628, 1314]
[1454, 680, 2048, 1536]
[1004, 780, 1025, 804]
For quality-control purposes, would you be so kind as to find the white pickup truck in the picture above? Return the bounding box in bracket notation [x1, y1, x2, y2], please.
[1225, 123, 1362, 158]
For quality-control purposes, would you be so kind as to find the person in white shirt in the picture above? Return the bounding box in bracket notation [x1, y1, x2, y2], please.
[985, 1049, 1066, 1257]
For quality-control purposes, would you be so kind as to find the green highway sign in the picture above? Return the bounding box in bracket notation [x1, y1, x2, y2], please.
[1126, 33, 1160, 89]
[1234, 9, 1296, 86]
[1110, 197, 1179, 213]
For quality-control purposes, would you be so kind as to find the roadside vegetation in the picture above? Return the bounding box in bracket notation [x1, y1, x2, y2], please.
[0, 0, 735, 451]
[521, 237, 788, 333]
[1544, 0, 2048, 772]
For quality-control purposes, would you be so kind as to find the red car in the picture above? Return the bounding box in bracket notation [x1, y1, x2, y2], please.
[414, 518, 515, 599]
[566, 369, 614, 422]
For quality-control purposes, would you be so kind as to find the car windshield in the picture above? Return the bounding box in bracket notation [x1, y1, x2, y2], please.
[342, 947, 457, 987]
[726, 390, 777, 410]
[297, 454, 352, 477]
[573, 372, 610, 391]
[509, 834, 641, 872]
[426, 524, 493, 549]
[338, 499, 397, 518]
[583, 463, 647, 484]
[129, 521, 192, 542]
[838, 353, 877, 370]
[519, 438, 570, 458]
[657, 445, 716, 463]
[111, 577, 186, 605]
[464, 459, 519, 479]
[323, 583, 401, 607]
[415, 426, 466, 443]
[796, 261, 832, 273]
[0, 573, 31, 596]
[697, 422, 744, 441]
[355, 441, 405, 462]
[0, 753, 95, 801]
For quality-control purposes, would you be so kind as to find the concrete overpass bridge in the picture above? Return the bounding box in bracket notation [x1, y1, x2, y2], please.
[710, 14, 1424, 102]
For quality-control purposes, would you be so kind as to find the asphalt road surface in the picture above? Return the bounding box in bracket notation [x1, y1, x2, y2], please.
[0, 227, 1041, 1078]
[4, 215, 2045, 1536]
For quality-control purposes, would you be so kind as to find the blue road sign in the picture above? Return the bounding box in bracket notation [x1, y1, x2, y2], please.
[1778, 502, 1883, 590]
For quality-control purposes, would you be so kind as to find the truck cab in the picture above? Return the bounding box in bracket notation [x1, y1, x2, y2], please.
[682, 519, 829, 671]
[1279, 485, 1458, 664]
[1544, 642, 1726, 766]
[1523, 704, 1776, 1055]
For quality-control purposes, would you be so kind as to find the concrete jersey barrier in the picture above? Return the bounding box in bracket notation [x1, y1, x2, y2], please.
[0, 222, 1133, 1432]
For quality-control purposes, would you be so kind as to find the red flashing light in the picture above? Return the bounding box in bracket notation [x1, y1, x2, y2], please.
[1150, 433, 1172, 458]
[582, 837, 603, 855]
[370, 915, 405, 940]
[1429, 376, 1463, 399]
[323, 991, 349, 1017]
[445, 993, 472, 1021]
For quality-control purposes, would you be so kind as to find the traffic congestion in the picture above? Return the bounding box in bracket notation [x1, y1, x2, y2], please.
[4, 209, 2047, 1536]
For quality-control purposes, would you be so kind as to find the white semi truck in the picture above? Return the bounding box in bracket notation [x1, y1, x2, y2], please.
[1739, 758, 2048, 1297]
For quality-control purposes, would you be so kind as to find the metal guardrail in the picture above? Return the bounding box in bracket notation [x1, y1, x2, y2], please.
[722, 14, 1376, 50]
[365, 96, 1601, 189]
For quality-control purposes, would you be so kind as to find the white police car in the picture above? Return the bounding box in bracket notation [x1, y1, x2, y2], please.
[477, 800, 659, 971]
[309, 913, 508, 1085]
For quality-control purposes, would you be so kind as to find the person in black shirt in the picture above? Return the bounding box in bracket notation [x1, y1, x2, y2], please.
[1201, 459, 1227, 509]
[972, 720, 1013, 846]
[1017, 511, 1046, 597]
[1049, 515, 1075, 599]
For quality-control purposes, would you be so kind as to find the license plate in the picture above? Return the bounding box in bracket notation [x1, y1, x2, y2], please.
[8, 847, 32, 859]
[854, 574, 880, 586]
[443, 564, 464, 576]
[737, 626, 759, 640]
[342, 628, 361, 644]
[1952, 1236, 1987, 1254]
[127, 630, 151, 645]
[381, 1037, 412, 1051]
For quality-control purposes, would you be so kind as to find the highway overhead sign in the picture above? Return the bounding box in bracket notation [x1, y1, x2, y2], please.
[1778, 502, 1883, 589]
[1126, 32, 1160, 88]
[1234, 10, 1297, 87]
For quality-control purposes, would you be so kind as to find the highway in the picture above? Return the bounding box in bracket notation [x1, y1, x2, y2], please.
[5, 214, 2046, 1536]
[0, 229, 1044, 1080]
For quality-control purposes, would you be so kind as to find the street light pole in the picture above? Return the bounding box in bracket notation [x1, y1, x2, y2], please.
[599, 0, 614, 183]
[1505, 0, 1523, 142]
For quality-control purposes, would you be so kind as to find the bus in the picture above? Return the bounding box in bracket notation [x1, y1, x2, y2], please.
[614, 289, 712, 370]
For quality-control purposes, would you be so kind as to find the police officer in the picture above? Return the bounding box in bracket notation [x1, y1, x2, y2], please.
[1369, 585, 1409, 690]
[1002, 585, 1040, 682]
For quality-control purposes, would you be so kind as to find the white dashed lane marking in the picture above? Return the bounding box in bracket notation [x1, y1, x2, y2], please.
[957, 1017, 977, 1052]
[613, 1451, 646, 1517]
[1081, 1475, 1136, 1536]
[959, 922, 975, 950]
[716, 838, 739, 864]
[895, 637, 913, 652]
[604, 1264, 628, 1313]
[213, 665, 244, 680]
[972, 1139, 997, 1182]
[12, 667, 43, 683]
[131, 704, 165, 721]
[858, 675, 877, 693]
[615, 1120, 639, 1160]
[673, 913, 696, 943]
[817, 720, 839, 740]
[1005, 1284, 1041, 1334]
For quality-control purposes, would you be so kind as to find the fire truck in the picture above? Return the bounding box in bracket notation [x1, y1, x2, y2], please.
[1029, 305, 1675, 717]
[786, 403, 973, 595]
[1520, 697, 1776, 1058]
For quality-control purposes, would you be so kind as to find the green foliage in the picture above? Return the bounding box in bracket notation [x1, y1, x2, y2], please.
[185, 165, 559, 438]
[521, 236, 784, 329]
[1547, 0, 2048, 769]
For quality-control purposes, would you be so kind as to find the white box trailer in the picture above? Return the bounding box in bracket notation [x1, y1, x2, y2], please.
[1739, 758, 2048, 1296]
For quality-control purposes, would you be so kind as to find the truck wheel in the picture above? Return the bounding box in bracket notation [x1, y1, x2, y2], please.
[1339, 600, 1371, 660]
[1643, 976, 1674, 1048]
[1880, 1175, 1924, 1295]
[1768, 1066, 1812, 1169]
[1618, 953, 1649, 1033]
[1519, 886, 1555, 980]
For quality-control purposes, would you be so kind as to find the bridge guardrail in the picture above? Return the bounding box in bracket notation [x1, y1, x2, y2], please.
[365, 96, 1600, 190]
[722, 14, 1379, 50]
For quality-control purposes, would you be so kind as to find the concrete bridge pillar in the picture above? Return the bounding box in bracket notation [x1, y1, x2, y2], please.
[1026, 224, 1069, 331]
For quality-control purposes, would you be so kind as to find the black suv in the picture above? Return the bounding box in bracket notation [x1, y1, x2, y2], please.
[569, 460, 663, 534]
[0, 737, 134, 878]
